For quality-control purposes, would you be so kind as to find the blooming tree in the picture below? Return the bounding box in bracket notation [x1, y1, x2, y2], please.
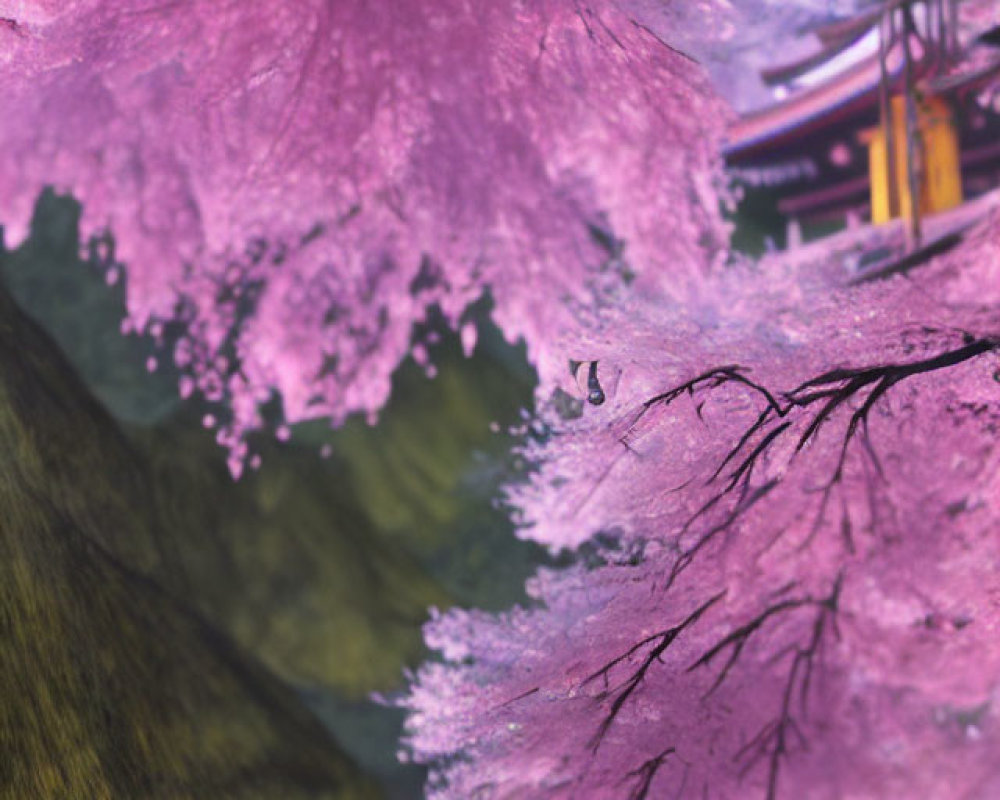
[6, 0, 1000, 797]
[0, 0, 729, 474]
[402, 207, 1000, 797]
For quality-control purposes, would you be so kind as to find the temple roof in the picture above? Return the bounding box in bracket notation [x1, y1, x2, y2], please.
[724, 34, 912, 161]
[725, 1, 1000, 165]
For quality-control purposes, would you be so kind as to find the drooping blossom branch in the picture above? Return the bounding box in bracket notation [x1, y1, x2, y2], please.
[0, 0, 731, 473]
[403, 206, 1000, 798]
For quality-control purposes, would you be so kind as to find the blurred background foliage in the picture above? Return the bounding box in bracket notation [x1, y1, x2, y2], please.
[0, 191, 549, 798]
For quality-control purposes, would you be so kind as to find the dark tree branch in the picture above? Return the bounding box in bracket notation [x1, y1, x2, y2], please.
[623, 746, 676, 800]
[581, 591, 725, 750]
[625, 337, 999, 578]
[725, 575, 843, 800]
[686, 597, 812, 697]
[571, 338, 996, 798]
[666, 478, 779, 591]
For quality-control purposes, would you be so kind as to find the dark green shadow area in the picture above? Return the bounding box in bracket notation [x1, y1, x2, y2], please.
[0, 228, 375, 798]
[2, 189, 183, 424]
[727, 182, 787, 258]
[296, 302, 543, 614]
[0, 191, 549, 799]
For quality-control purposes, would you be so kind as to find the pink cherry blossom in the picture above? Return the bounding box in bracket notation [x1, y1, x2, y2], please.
[403, 202, 1000, 798]
[0, 0, 729, 457]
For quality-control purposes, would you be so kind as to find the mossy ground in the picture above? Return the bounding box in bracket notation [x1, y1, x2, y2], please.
[0, 269, 375, 799]
[1, 192, 547, 798]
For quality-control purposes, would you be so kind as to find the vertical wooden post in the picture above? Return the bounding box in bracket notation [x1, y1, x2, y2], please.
[948, 0, 958, 59]
[936, 0, 946, 56]
[901, 1, 923, 250]
[786, 217, 802, 250]
[878, 3, 899, 220]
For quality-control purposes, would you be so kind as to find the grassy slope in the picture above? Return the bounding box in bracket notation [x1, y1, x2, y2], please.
[0, 276, 376, 799]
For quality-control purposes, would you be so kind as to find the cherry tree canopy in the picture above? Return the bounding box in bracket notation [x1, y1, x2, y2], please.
[7, 0, 1000, 796]
[403, 205, 1000, 798]
[0, 0, 729, 473]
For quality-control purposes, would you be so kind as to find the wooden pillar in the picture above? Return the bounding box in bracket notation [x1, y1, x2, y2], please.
[877, 6, 900, 220]
[866, 94, 963, 226]
[902, 2, 923, 249]
[786, 217, 802, 249]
